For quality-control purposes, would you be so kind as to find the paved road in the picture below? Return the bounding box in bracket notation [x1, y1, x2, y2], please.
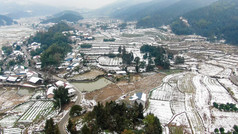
[57, 79, 82, 134]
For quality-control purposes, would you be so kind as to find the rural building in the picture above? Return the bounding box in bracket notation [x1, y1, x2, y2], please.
[129, 92, 147, 108]
[28, 77, 43, 84]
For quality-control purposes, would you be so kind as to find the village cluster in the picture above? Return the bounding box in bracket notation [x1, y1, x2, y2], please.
[0, 17, 238, 134]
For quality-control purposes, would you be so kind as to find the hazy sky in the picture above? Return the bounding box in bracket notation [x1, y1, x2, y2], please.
[1, 0, 118, 9]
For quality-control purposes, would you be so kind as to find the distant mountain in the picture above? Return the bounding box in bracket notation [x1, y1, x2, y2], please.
[0, 15, 16, 26]
[90, 0, 152, 17]
[136, 0, 217, 28]
[111, 0, 179, 21]
[41, 10, 83, 24]
[0, 3, 60, 19]
[171, 0, 238, 45]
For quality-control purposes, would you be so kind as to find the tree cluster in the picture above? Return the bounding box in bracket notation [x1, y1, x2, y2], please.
[53, 86, 70, 108]
[214, 125, 238, 134]
[28, 22, 73, 68]
[2, 46, 13, 56]
[69, 105, 83, 117]
[80, 101, 162, 134]
[103, 38, 116, 42]
[213, 102, 238, 112]
[122, 46, 134, 65]
[140, 45, 170, 69]
[175, 56, 185, 64]
[171, 0, 238, 45]
[45, 118, 60, 134]
[80, 43, 92, 48]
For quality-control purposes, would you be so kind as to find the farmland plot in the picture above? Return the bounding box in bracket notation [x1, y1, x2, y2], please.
[218, 78, 238, 100]
[0, 88, 33, 111]
[169, 113, 192, 133]
[178, 73, 195, 93]
[185, 93, 205, 134]
[0, 115, 19, 128]
[217, 68, 232, 78]
[202, 76, 236, 104]
[145, 100, 173, 124]
[18, 101, 54, 123]
[193, 75, 212, 131]
[210, 109, 238, 132]
[150, 83, 173, 101]
[3, 128, 22, 134]
[12, 101, 34, 115]
[98, 56, 122, 66]
[199, 63, 223, 76]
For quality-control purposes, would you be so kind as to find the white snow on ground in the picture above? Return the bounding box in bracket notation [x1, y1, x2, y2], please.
[0, 115, 19, 128]
[170, 113, 192, 133]
[146, 100, 173, 124]
[3, 128, 22, 134]
[202, 76, 236, 104]
[211, 109, 238, 132]
[219, 78, 238, 100]
[151, 83, 173, 101]
[193, 75, 212, 132]
[98, 56, 122, 66]
[199, 63, 223, 76]
[217, 68, 232, 78]
[80, 94, 97, 109]
[11, 101, 34, 115]
[18, 101, 54, 123]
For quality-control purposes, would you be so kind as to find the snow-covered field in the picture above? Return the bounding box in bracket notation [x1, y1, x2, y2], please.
[18, 101, 54, 123]
[211, 109, 238, 132]
[202, 76, 236, 104]
[145, 100, 173, 124]
[12, 101, 34, 115]
[218, 79, 238, 100]
[147, 69, 238, 133]
[98, 56, 122, 66]
[199, 63, 223, 76]
[0, 115, 19, 128]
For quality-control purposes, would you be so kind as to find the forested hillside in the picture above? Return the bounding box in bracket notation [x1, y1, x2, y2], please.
[136, 0, 217, 28]
[28, 22, 73, 67]
[42, 10, 83, 24]
[111, 0, 179, 21]
[171, 0, 238, 45]
[0, 15, 16, 26]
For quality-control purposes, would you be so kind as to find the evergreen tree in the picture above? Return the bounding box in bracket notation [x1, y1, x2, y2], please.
[143, 114, 162, 134]
[70, 105, 83, 117]
[118, 46, 122, 53]
[45, 118, 59, 134]
[67, 119, 77, 134]
[53, 86, 70, 108]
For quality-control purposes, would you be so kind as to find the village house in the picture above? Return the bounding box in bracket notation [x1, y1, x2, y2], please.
[129, 92, 147, 108]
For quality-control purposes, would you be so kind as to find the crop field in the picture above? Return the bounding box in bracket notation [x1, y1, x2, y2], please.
[12, 101, 35, 115]
[218, 79, 238, 99]
[145, 100, 173, 124]
[18, 101, 54, 123]
[0, 115, 19, 128]
[146, 68, 238, 133]
[69, 69, 104, 80]
[0, 87, 34, 111]
[202, 76, 236, 104]
[199, 63, 223, 76]
[98, 56, 122, 66]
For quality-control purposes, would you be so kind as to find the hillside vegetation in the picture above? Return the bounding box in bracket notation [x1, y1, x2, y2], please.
[171, 0, 238, 45]
[0, 15, 16, 26]
[136, 0, 217, 28]
[42, 10, 83, 24]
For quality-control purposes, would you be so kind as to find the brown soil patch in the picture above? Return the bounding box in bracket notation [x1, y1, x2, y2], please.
[70, 69, 104, 80]
[85, 73, 166, 103]
[85, 84, 122, 103]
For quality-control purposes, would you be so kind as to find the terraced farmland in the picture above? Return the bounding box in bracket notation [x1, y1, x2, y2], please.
[18, 101, 54, 123]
